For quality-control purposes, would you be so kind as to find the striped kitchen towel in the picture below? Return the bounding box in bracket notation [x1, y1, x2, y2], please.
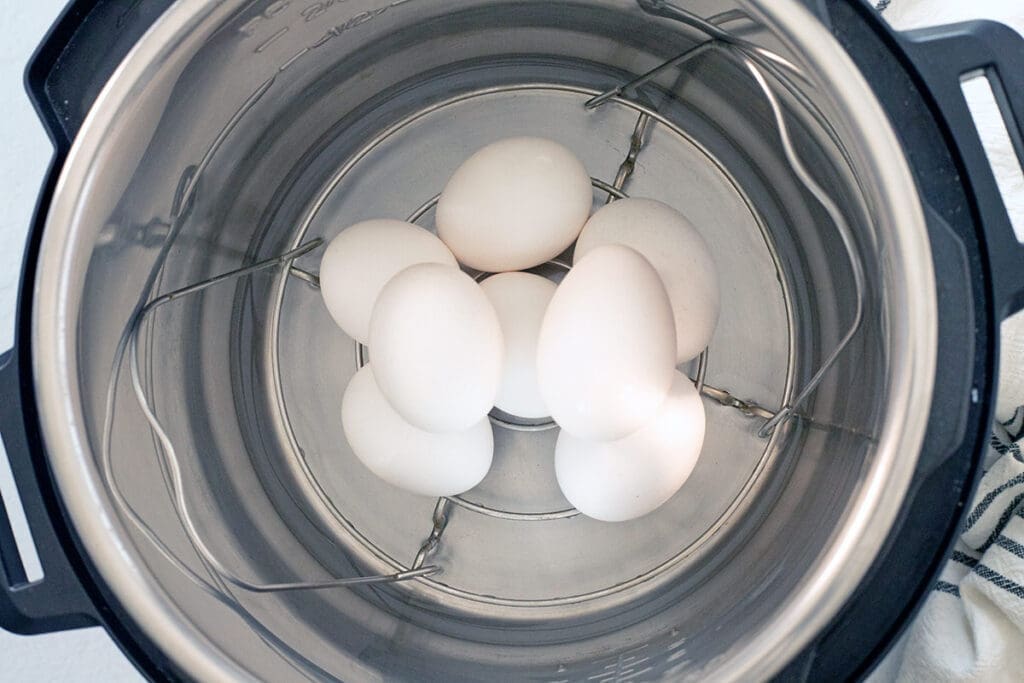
[871, 409, 1024, 681]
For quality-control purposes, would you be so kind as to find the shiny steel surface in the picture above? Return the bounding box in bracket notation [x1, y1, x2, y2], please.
[117, 238, 442, 590]
[30, 0, 936, 680]
[268, 82, 792, 619]
[585, 49, 865, 439]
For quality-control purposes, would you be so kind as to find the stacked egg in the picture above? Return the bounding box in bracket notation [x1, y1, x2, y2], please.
[320, 137, 719, 522]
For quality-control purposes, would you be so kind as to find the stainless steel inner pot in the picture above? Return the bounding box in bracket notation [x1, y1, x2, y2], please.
[32, 0, 937, 680]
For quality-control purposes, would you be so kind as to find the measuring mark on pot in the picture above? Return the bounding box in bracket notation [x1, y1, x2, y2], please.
[242, 0, 419, 64]
[239, 0, 292, 37]
[306, 0, 417, 51]
[255, 27, 290, 53]
[279, 48, 309, 72]
[300, 0, 352, 23]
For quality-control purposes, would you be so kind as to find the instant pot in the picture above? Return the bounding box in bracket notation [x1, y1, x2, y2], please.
[2, 0, 1024, 680]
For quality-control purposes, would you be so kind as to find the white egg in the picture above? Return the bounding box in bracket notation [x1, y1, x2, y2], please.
[555, 372, 705, 522]
[342, 365, 493, 497]
[537, 244, 677, 441]
[437, 137, 593, 272]
[369, 262, 503, 433]
[575, 198, 720, 362]
[480, 272, 557, 419]
[319, 219, 457, 343]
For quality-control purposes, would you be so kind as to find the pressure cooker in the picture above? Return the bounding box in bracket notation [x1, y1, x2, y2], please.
[2, 0, 1024, 680]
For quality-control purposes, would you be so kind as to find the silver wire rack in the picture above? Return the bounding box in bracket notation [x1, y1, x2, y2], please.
[98, 1, 866, 676]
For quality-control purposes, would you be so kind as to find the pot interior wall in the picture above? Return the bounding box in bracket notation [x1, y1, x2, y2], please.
[68, 0, 895, 679]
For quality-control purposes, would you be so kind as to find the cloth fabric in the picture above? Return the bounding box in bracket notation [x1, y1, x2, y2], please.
[871, 414, 1024, 682]
[869, 3, 1024, 679]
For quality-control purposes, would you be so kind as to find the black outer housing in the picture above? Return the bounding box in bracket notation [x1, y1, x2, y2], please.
[778, 1, 1024, 678]
[1, 1, 184, 679]
[0, 0, 1022, 680]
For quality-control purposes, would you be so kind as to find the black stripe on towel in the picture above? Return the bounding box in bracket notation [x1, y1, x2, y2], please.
[991, 434, 1010, 455]
[1002, 436, 1024, 462]
[1004, 406, 1024, 441]
[979, 491, 1024, 552]
[973, 564, 1024, 599]
[965, 472, 1024, 529]
[951, 550, 979, 567]
[934, 581, 960, 597]
[995, 535, 1024, 560]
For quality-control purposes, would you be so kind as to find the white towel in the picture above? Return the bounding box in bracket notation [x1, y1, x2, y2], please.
[868, 4, 1024, 680]
[871, 414, 1024, 681]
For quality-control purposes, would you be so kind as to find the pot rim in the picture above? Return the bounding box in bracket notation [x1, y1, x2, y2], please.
[30, 0, 937, 680]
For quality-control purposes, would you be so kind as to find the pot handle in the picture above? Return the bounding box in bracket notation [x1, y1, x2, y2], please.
[900, 20, 1024, 318]
[0, 0, 173, 636]
[0, 349, 98, 633]
[26, 0, 174, 152]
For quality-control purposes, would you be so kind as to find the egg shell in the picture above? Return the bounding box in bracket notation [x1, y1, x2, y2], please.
[537, 244, 677, 440]
[369, 262, 504, 433]
[575, 198, 720, 362]
[342, 365, 493, 497]
[480, 272, 557, 419]
[319, 219, 457, 343]
[555, 372, 705, 522]
[437, 137, 593, 272]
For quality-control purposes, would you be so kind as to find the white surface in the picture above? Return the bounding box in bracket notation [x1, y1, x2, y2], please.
[870, 420, 1024, 683]
[479, 272, 556, 419]
[575, 198, 721, 363]
[436, 136, 592, 272]
[319, 219, 457, 344]
[0, 2, 58, 354]
[341, 365, 494, 497]
[537, 244, 676, 440]
[0, 3, 144, 682]
[368, 262, 503, 432]
[555, 371, 705, 522]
